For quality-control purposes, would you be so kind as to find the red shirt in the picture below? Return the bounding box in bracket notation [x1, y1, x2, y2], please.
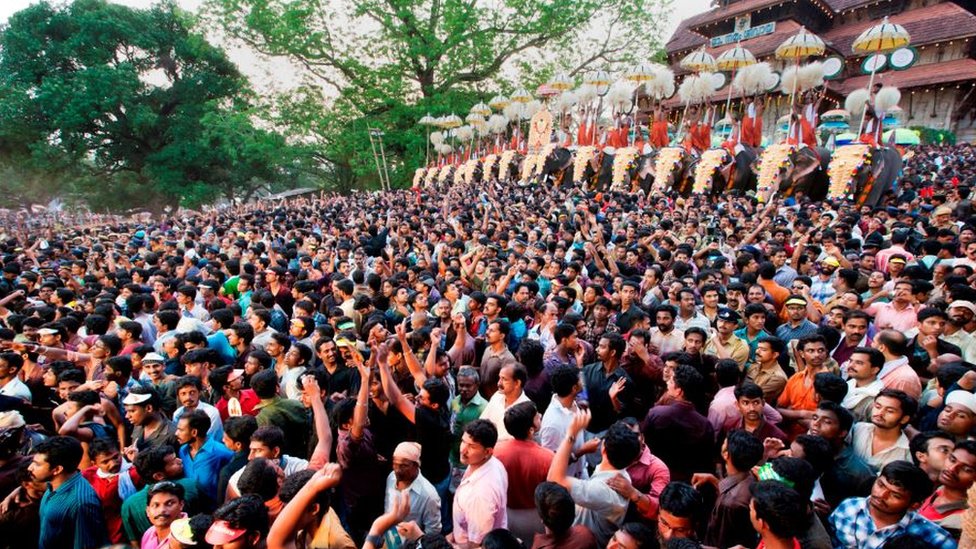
[82, 465, 142, 543]
[626, 445, 671, 519]
[493, 439, 554, 509]
[215, 388, 261, 421]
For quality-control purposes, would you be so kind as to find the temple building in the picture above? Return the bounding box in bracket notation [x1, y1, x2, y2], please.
[662, 0, 976, 142]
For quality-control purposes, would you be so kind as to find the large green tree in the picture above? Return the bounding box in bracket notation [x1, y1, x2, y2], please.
[208, 0, 670, 189]
[0, 0, 309, 210]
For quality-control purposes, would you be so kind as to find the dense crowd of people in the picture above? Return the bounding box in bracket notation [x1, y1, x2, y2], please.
[1, 143, 976, 549]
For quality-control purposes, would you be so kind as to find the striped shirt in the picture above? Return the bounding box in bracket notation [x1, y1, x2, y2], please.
[39, 471, 107, 549]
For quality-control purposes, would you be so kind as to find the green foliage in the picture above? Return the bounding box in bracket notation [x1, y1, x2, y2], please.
[909, 126, 956, 146]
[0, 0, 310, 210]
[208, 0, 671, 189]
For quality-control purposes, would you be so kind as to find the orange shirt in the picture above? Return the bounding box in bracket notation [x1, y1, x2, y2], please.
[759, 278, 790, 311]
[651, 120, 669, 148]
[742, 116, 763, 148]
[778, 371, 820, 411]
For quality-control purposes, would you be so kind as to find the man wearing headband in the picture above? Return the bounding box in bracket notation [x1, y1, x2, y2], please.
[776, 295, 819, 344]
[123, 384, 177, 451]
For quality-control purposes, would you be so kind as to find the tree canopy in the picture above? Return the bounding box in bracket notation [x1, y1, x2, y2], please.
[0, 0, 311, 210]
[207, 0, 671, 189]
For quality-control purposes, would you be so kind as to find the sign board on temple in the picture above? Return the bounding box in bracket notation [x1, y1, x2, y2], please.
[710, 21, 776, 48]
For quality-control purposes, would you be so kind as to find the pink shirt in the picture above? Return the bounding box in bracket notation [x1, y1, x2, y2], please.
[865, 302, 918, 332]
[707, 386, 784, 437]
[453, 456, 508, 545]
[141, 514, 186, 549]
[875, 246, 915, 273]
[880, 362, 922, 400]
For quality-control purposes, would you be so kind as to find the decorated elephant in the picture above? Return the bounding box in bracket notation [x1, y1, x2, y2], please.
[571, 146, 604, 190]
[756, 144, 833, 202]
[827, 144, 902, 207]
[538, 146, 575, 187]
[724, 146, 760, 195]
[652, 147, 695, 196]
[496, 150, 524, 184]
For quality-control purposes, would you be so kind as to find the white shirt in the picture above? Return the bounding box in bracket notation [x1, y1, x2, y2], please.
[173, 401, 224, 441]
[0, 376, 31, 403]
[279, 366, 307, 401]
[453, 456, 508, 547]
[480, 391, 531, 442]
[673, 312, 711, 332]
[539, 395, 588, 480]
[850, 422, 911, 471]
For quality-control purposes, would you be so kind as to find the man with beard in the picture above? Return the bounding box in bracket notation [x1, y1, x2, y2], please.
[829, 461, 954, 548]
[810, 257, 839, 304]
[776, 295, 819, 344]
[141, 481, 187, 549]
[943, 301, 976, 363]
[32, 436, 106, 549]
[850, 389, 915, 471]
[649, 305, 684, 356]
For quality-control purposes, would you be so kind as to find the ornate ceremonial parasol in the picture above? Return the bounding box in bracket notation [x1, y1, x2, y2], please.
[511, 88, 533, 103]
[548, 73, 575, 91]
[488, 95, 510, 111]
[775, 27, 826, 60]
[470, 102, 491, 117]
[681, 48, 717, 73]
[852, 16, 911, 137]
[716, 43, 756, 121]
[776, 27, 826, 145]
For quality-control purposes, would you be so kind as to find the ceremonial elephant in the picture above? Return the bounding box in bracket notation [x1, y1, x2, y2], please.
[756, 145, 833, 202]
[827, 145, 902, 207]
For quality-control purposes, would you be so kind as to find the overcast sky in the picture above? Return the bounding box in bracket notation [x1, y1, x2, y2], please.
[1, 0, 712, 92]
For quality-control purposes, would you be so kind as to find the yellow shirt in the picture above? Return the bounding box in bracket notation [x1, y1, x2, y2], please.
[307, 508, 356, 549]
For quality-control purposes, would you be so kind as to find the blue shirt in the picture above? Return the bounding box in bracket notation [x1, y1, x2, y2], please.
[733, 328, 771, 363]
[179, 438, 235, 502]
[39, 471, 107, 549]
[829, 496, 955, 549]
[775, 320, 819, 343]
[207, 330, 237, 366]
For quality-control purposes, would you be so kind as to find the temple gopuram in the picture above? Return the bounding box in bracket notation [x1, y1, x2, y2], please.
[663, 0, 976, 141]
